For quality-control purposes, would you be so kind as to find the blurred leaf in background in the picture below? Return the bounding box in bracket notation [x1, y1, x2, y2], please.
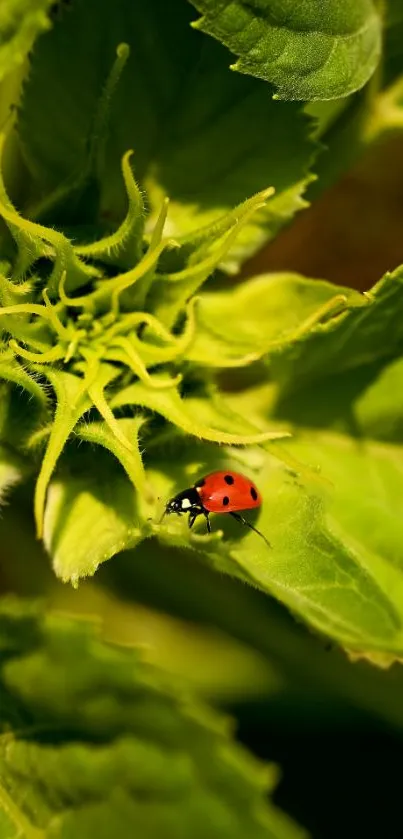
[0, 601, 305, 839]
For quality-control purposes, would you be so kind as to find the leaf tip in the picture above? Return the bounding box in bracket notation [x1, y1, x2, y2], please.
[190, 17, 204, 31]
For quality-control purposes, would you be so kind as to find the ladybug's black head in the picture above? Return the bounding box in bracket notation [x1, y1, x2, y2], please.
[164, 487, 203, 517]
[165, 495, 183, 515]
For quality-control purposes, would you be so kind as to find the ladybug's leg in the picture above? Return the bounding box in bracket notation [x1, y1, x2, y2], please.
[188, 512, 197, 529]
[187, 509, 210, 534]
[229, 512, 271, 548]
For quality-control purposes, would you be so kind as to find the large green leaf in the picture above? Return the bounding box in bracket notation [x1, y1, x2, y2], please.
[0, 601, 305, 839]
[185, 272, 361, 367]
[352, 356, 403, 442]
[101, 532, 403, 730]
[140, 434, 403, 661]
[269, 266, 403, 393]
[189, 0, 382, 101]
[184, 266, 403, 389]
[18, 0, 316, 267]
[196, 266, 403, 393]
[0, 0, 53, 82]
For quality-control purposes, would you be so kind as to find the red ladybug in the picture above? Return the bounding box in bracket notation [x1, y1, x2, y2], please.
[163, 470, 270, 546]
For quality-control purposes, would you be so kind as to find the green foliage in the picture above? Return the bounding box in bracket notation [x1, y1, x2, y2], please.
[1, 1, 403, 835]
[189, 0, 382, 100]
[0, 0, 403, 651]
[17, 0, 316, 268]
[0, 601, 305, 839]
[0, 136, 286, 549]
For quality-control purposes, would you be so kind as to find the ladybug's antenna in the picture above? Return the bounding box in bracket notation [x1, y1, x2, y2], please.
[230, 512, 271, 548]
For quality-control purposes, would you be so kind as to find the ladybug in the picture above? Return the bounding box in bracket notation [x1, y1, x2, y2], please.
[163, 470, 270, 547]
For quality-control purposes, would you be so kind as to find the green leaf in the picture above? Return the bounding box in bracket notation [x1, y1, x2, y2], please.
[0, 0, 53, 83]
[185, 272, 361, 367]
[18, 0, 316, 267]
[272, 355, 403, 446]
[267, 266, 403, 394]
[283, 430, 403, 659]
[43, 446, 143, 585]
[352, 357, 403, 442]
[102, 532, 403, 730]
[214, 336, 403, 663]
[147, 431, 403, 661]
[189, 0, 382, 101]
[0, 601, 305, 839]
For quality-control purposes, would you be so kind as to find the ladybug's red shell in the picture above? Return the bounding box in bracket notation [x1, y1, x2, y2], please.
[195, 470, 262, 513]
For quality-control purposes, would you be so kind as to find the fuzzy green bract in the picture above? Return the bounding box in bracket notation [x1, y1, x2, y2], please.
[0, 130, 286, 550]
[0, 601, 306, 839]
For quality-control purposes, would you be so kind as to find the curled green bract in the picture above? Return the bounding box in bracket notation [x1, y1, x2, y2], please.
[0, 132, 284, 544]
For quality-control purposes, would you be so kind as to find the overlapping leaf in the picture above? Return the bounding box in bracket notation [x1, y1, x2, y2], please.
[189, 0, 382, 100]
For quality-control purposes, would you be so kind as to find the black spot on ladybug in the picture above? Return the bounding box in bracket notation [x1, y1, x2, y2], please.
[195, 478, 205, 488]
[222, 496, 230, 506]
[224, 474, 234, 485]
[250, 486, 258, 501]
